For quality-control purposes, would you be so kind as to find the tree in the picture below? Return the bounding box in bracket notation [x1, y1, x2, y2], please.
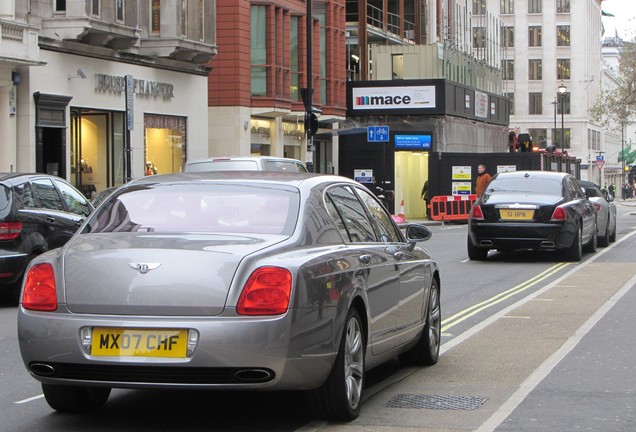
[590, 41, 636, 130]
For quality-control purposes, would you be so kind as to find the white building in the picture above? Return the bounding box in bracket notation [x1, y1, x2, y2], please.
[1, 0, 216, 198]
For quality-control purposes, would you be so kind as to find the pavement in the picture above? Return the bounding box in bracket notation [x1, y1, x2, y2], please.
[313, 199, 636, 431]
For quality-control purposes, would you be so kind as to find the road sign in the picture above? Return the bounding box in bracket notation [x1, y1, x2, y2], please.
[367, 126, 389, 142]
[594, 160, 605, 170]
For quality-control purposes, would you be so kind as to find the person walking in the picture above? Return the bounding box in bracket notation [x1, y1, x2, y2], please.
[608, 183, 615, 200]
[475, 164, 492, 196]
[421, 180, 431, 220]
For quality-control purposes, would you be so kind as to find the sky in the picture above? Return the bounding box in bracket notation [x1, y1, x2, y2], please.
[601, 0, 636, 40]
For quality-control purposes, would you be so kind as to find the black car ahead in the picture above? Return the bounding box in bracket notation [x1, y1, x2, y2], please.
[467, 171, 597, 262]
[0, 173, 93, 301]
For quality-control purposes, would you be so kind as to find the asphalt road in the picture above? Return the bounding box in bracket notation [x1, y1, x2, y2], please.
[1, 201, 635, 431]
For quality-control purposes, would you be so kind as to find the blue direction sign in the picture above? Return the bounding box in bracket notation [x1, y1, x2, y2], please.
[367, 125, 389, 142]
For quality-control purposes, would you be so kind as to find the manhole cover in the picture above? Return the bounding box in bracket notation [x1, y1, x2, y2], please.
[386, 394, 487, 410]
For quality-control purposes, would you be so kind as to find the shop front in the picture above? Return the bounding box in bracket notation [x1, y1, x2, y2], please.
[18, 51, 208, 198]
[340, 79, 509, 218]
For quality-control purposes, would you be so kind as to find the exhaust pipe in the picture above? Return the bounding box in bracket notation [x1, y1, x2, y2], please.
[30, 363, 56, 377]
[233, 368, 274, 383]
[479, 240, 493, 247]
[540, 241, 555, 248]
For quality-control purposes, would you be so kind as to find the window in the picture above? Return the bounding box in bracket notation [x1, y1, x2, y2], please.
[501, 26, 514, 47]
[528, 26, 542, 47]
[354, 187, 401, 243]
[325, 186, 376, 243]
[501, 59, 514, 80]
[31, 179, 64, 211]
[557, 25, 570, 46]
[250, 5, 267, 96]
[557, 92, 571, 115]
[528, 0, 541, 13]
[557, 59, 570, 80]
[54, 180, 91, 217]
[180, 0, 187, 36]
[529, 92, 542, 114]
[91, 0, 99, 16]
[473, 0, 486, 15]
[116, 0, 124, 22]
[473, 27, 486, 49]
[500, 0, 514, 14]
[505, 92, 514, 115]
[55, 0, 66, 12]
[290, 16, 300, 101]
[151, 0, 161, 33]
[528, 129, 547, 147]
[556, 0, 570, 13]
[528, 59, 542, 80]
[144, 114, 187, 176]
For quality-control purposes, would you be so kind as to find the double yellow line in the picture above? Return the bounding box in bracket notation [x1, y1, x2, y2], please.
[441, 262, 571, 333]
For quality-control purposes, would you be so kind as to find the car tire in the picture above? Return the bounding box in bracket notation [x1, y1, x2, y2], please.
[310, 308, 365, 421]
[584, 223, 597, 253]
[42, 384, 111, 412]
[609, 223, 617, 243]
[564, 224, 583, 262]
[598, 221, 610, 247]
[467, 237, 488, 261]
[399, 278, 441, 366]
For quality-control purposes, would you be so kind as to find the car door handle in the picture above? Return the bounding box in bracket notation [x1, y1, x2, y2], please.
[358, 254, 372, 264]
[46, 216, 56, 223]
[393, 251, 405, 260]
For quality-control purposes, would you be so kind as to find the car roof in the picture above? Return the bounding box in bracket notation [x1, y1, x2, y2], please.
[186, 156, 305, 164]
[493, 170, 571, 180]
[121, 171, 355, 190]
[0, 172, 59, 185]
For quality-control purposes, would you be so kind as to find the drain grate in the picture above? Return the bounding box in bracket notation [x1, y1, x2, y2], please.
[386, 394, 487, 410]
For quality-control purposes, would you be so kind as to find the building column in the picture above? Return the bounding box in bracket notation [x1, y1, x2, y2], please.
[0, 84, 14, 171]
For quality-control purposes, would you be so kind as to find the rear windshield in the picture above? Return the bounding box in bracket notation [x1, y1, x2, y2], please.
[262, 160, 307, 172]
[186, 160, 259, 172]
[84, 184, 299, 236]
[488, 177, 563, 195]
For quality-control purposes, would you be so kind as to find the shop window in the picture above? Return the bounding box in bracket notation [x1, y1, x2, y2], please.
[144, 115, 187, 175]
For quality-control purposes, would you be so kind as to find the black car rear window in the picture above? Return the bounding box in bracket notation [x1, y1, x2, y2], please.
[488, 177, 563, 195]
[0, 185, 10, 211]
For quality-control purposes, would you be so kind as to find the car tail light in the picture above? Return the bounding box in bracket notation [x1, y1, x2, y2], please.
[22, 263, 57, 312]
[593, 203, 601, 212]
[0, 222, 22, 240]
[551, 206, 567, 221]
[237, 267, 292, 316]
[470, 205, 484, 220]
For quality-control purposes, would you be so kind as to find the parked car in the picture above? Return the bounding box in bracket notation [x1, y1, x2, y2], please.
[17, 171, 441, 421]
[577, 179, 617, 246]
[184, 156, 308, 173]
[0, 173, 93, 302]
[90, 186, 120, 208]
[467, 171, 597, 261]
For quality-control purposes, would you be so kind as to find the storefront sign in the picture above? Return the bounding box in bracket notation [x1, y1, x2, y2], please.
[352, 85, 435, 110]
[95, 74, 175, 99]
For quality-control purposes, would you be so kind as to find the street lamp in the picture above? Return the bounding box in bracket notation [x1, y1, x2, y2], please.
[551, 98, 558, 147]
[558, 82, 567, 153]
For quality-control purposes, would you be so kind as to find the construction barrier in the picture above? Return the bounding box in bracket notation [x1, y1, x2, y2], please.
[429, 194, 478, 222]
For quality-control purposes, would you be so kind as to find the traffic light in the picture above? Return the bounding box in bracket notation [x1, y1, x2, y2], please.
[304, 112, 318, 137]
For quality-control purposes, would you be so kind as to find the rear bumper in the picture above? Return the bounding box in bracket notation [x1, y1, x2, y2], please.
[468, 221, 575, 251]
[0, 250, 29, 286]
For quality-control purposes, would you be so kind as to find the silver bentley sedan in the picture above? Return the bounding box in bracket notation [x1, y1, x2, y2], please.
[18, 171, 441, 421]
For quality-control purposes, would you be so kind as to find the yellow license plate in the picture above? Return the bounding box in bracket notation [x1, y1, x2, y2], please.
[499, 209, 534, 221]
[91, 328, 187, 358]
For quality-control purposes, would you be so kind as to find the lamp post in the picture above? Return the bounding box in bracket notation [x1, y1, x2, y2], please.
[551, 98, 558, 147]
[558, 82, 567, 153]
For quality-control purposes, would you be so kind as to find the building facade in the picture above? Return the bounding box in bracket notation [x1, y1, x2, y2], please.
[2, 0, 217, 198]
[207, 0, 347, 173]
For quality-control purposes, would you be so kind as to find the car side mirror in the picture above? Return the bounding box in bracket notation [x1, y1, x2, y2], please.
[405, 224, 432, 242]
